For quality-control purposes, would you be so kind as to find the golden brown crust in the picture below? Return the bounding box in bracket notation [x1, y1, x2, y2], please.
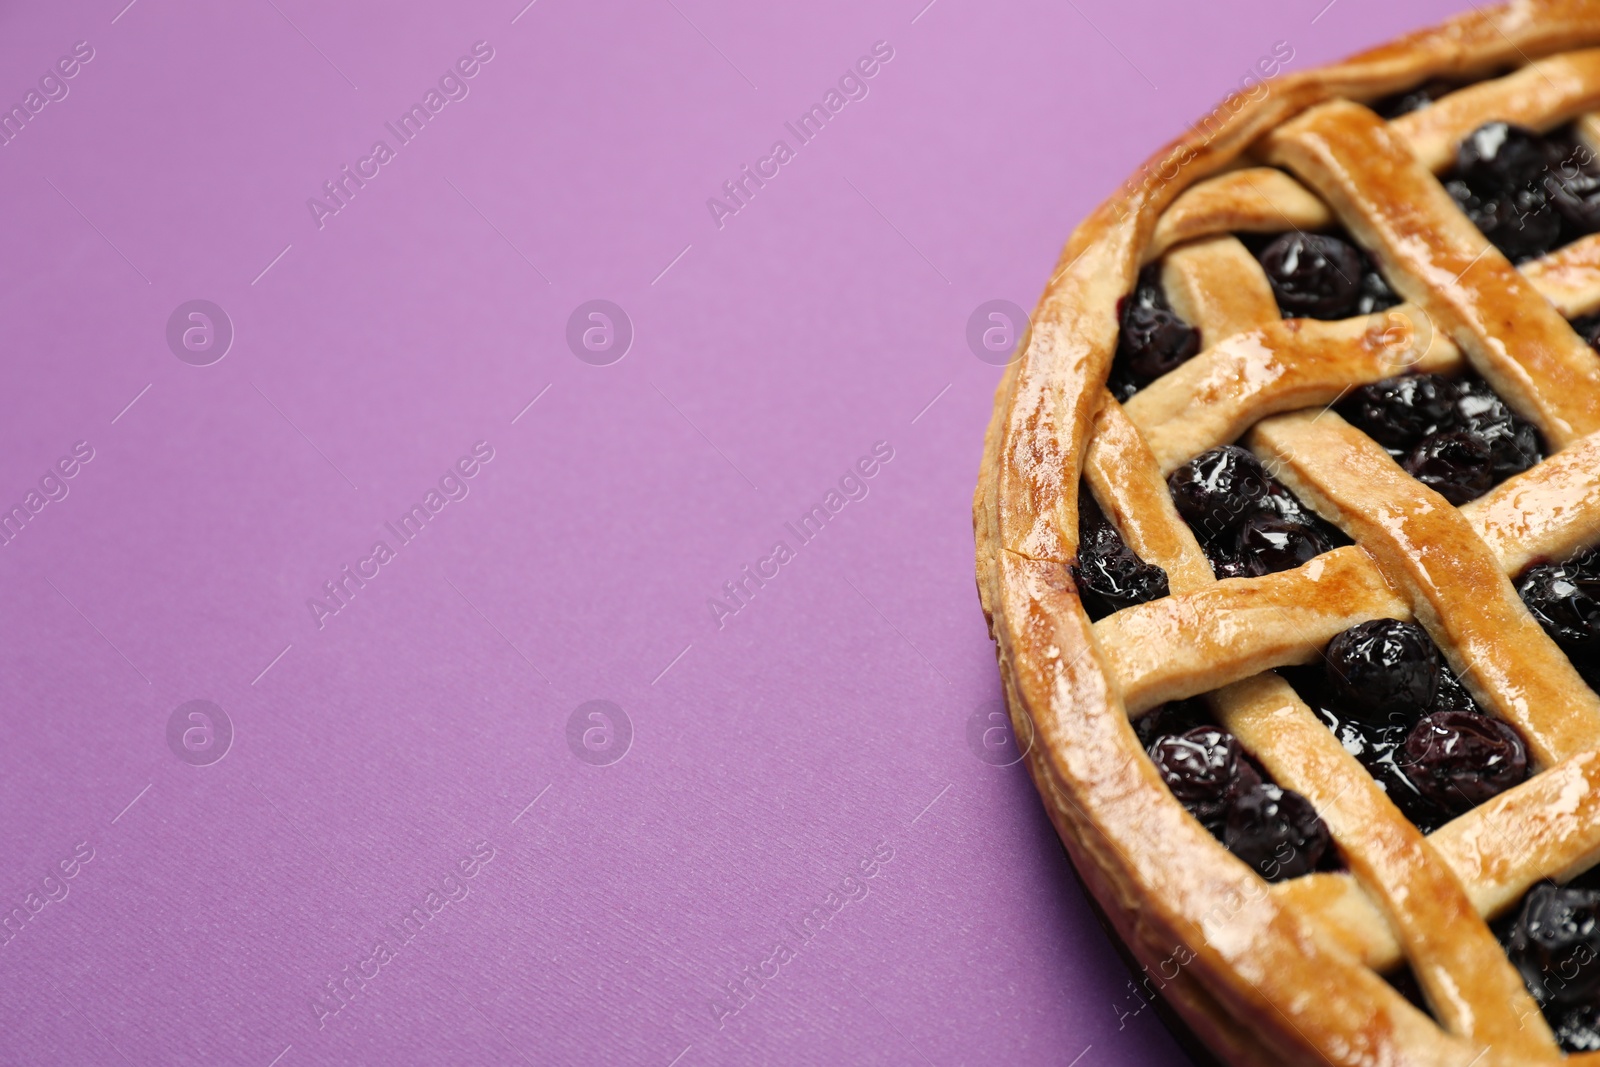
[1215, 674, 1554, 1055]
[1095, 548, 1410, 715]
[1293, 749, 1600, 972]
[974, 3, 1600, 1064]
[1262, 100, 1600, 448]
[1250, 411, 1600, 767]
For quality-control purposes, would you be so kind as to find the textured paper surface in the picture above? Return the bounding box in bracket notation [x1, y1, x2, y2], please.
[0, 1, 1468, 1063]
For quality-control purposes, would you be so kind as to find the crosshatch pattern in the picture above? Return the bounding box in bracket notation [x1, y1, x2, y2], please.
[977, 3, 1600, 1064]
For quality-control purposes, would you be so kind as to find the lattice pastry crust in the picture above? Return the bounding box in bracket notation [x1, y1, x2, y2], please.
[974, 3, 1600, 1063]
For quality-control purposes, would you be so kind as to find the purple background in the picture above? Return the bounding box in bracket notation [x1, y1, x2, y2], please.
[0, 1, 1468, 1064]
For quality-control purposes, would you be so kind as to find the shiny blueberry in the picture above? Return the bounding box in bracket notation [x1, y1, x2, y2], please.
[1457, 123, 1552, 194]
[1148, 727, 1258, 830]
[1454, 377, 1543, 479]
[1517, 561, 1600, 682]
[1446, 179, 1563, 263]
[1431, 666, 1478, 713]
[1400, 710, 1529, 815]
[1324, 619, 1440, 722]
[1119, 303, 1201, 382]
[1210, 555, 1251, 581]
[1224, 783, 1330, 881]
[1167, 446, 1271, 543]
[1343, 374, 1459, 452]
[1258, 233, 1364, 319]
[1545, 145, 1600, 233]
[1403, 430, 1494, 504]
[1074, 496, 1170, 618]
[1355, 265, 1401, 314]
[1300, 658, 1485, 832]
[1255, 483, 1316, 527]
[1554, 1007, 1600, 1054]
[1236, 516, 1332, 577]
[1507, 882, 1600, 1012]
[1133, 699, 1212, 749]
[1573, 547, 1600, 583]
[1310, 699, 1442, 830]
[1112, 265, 1201, 393]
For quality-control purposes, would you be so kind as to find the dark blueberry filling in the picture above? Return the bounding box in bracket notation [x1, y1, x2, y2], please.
[1445, 179, 1561, 262]
[1516, 545, 1600, 689]
[1284, 620, 1531, 833]
[1344, 374, 1460, 452]
[1234, 515, 1333, 577]
[1108, 264, 1201, 401]
[1140, 714, 1331, 881]
[1402, 430, 1494, 505]
[1325, 619, 1440, 722]
[1132, 698, 1213, 749]
[1372, 78, 1466, 119]
[1148, 727, 1259, 830]
[1499, 879, 1600, 1052]
[1443, 121, 1600, 263]
[1258, 232, 1363, 318]
[1072, 489, 1170, 620]
[1166, 445, 1345, 579]
[1223, 782, 1330, 881]
[1459, 122, 1553, 194]
[1454, 376, 1545, 481]
[1253, 231, 1400, 321]
[1402, 710, 1529, 809]
[1338, 371, 1544, 501]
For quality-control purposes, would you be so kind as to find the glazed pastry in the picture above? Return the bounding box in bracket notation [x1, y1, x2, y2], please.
[975, 3, 1600, 1062]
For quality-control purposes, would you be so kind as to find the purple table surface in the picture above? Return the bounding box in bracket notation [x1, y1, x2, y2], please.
[0, 1, 1470, 1064]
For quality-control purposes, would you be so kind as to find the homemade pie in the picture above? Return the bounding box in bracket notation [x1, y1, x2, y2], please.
[973, 3, 1600, 1063]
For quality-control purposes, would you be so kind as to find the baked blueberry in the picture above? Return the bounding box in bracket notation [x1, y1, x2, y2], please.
[1456, 122, 1551, 194]
[1148, 727, 1258, 830]
[1209, 553, 1251, 581]
[1553, 1007, 1600, 1054]
[1545, 149, 1600, 233]
[1573, 546, 1600, 583]
[1167, 445, 1271, 544]
[1445, 179, 1563, 263]
[1430, 665, 1478, 713]
[1506, 882, 1600, 1012]
[1403, 430, 1494, 504]
[1343, 374, 1459, 452]
[1516, 560, 1600, 683]
[1255, 483, 1318, 527]
[1299, 626, 1515, 832]
[1111, 265, 1201, 394]
[1324, 619, 1440, 722]
[1224, 783, 1330, 881]
[1400, 709, 1529, 815]
[1133, 699, 1213, 749]
[1074, 493, 1170, 619]
[1235, 515, 1332, 577]
[1308, 699, 1443, 830]
[1454, 377, 1543, 479]
[1258, 232, 1364, 319]
[1355, 264, 1401, 314]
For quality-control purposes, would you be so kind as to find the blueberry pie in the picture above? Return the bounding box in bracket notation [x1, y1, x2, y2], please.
[975, 4, 1600, 1063]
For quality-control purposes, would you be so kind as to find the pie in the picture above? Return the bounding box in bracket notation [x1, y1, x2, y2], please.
[972, 3, 1600, 1063]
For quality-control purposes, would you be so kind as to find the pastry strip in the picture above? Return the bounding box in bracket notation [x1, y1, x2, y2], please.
[1216, 674, 1556, 1054]
[1264, 100, 1600, 447]
[1249, 410, 1600, 765]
